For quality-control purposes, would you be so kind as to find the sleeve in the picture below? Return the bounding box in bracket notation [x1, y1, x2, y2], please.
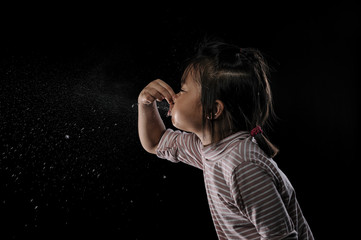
[230, 161, 298, 240]
[156, 129, 203, 170]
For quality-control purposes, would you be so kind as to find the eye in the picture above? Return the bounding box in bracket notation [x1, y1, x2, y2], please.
[180, 88, 186, 93]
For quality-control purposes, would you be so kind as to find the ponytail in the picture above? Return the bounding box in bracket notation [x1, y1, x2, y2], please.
[251, 126, 279, 158]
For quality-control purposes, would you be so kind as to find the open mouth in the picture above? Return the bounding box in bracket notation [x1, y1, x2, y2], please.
[167, 103, 174, 117]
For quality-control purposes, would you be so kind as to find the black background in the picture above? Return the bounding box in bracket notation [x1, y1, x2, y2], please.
[1, 2, 359, 239]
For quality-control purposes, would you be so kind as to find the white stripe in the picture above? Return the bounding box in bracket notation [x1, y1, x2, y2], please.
[234, 170, 271, 195]
[206, 175, 229, 190]
[257, 207, 286, 226]
[227, 153, 243, 168]
[232, 151, 244, 163]
[178, 141, 190, 162]
[220, 159, 235, 173]
[236, 169, 266, 189]
[246, 187, 275, 208]
[212, 141, 240, 162]
[206, 170, 228, 187]
[207, 164, 232, 183]
[207, 136, 243, 159]
[242, 179, 273, 197]
[241, 139, 247, 159]
[187, 136, 202, 168]
[254, 197, 282, 218]
[234, 162, 259, 177]
[230, 181, 274, 206]
[205, 185, 232, 201]
[161, 130, 171, 147]
[261, 215, 289, 234]
[225, 153, 240, 168]
[242, 228, 261, 239]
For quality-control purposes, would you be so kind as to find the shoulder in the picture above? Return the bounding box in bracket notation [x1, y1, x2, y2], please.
[223, 137, 276, 180]
[224, 137, 267, 167]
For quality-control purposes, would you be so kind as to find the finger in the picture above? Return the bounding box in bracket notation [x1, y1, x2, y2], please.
[154, 80, 176, 104]
[146, 88, 165, 102]
[139, 91, 156, 105]
[155, 79, 176, 98]
[139, 86, 164, 104]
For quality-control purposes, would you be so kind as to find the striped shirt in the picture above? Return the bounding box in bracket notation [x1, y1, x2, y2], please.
[156, 129, 314, 240]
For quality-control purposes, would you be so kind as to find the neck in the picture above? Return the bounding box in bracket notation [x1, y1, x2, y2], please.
[196, 120, 236, 147]
[195, 122, 222, 147]
[198, 133, 213, 147]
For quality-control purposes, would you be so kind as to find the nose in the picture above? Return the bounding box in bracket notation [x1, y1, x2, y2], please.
[172, 93, 180, 103]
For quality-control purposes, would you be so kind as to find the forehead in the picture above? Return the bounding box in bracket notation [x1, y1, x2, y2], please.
[183, 72, 199, 90]
[182, 65, 200, 87]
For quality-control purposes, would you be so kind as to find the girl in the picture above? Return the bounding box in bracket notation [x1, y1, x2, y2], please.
[138, 41, 314, 240]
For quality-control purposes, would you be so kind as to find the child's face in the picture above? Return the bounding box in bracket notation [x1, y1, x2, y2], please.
[170, 73, 203, 134]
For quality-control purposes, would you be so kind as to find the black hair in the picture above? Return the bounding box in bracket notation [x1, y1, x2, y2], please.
[182, 41, 279, 158]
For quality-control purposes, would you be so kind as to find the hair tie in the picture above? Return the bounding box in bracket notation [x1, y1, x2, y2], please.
[250, 126, 263, 137]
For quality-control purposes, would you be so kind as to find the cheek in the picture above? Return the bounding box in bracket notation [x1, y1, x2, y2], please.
[170, 105, 184, 128]
[171, 101, 203, 131]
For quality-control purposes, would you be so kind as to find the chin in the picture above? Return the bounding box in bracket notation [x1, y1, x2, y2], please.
[171, 117, 181, 130]
[171, 118, 197, 134]
[171, 116, 186, 131]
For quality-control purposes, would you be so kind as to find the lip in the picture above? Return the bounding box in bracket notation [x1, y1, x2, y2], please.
[167, 103, 174, 117]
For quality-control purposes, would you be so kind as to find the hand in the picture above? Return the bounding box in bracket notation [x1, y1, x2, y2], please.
[138, 79, 176, 106]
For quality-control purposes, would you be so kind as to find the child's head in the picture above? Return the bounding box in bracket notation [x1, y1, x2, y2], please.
[178, 41, 278, 157]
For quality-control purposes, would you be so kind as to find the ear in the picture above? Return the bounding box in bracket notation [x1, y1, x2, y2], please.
[213, 100, 225, 119]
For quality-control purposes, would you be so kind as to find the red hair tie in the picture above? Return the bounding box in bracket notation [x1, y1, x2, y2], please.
[250, 126, 263, 137]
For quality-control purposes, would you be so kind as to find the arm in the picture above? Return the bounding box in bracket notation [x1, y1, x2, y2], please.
[231, 162, 297, 239]
[138, 79, 175, 154]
